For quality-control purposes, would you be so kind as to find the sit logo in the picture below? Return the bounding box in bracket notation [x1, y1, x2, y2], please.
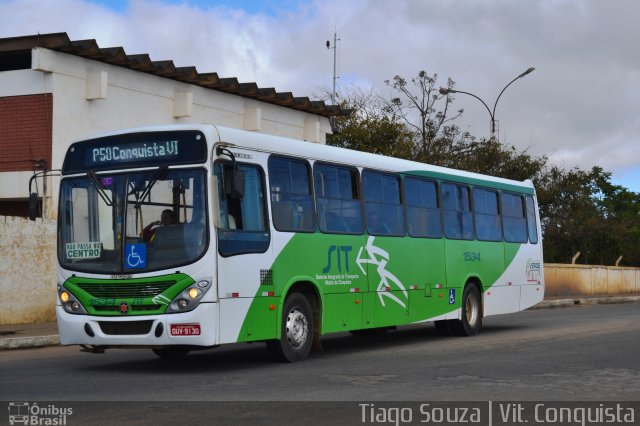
[8, 402, 73, 425]
[322, 245, 353, 273]
[320, 237, 409, 309]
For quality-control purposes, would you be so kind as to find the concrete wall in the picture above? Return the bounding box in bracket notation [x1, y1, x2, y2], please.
[544, 263, 640, 297]
[0, 216, 57, 325]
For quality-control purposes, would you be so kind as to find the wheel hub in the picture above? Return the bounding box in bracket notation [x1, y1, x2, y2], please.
[286, 307, 308, 349]
[466, 293, 479, 326]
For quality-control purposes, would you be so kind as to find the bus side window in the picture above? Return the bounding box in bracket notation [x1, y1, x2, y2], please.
[363, 170, 405, 236]
[405, 176, 441, 238]
[442, 183, 474, 240]
[502, 192, 527, 243]
[269, 156, 315, 232]
[525, 195, 538, 244]
[473, 188, 502, 241]
[314, 163, 363, 234]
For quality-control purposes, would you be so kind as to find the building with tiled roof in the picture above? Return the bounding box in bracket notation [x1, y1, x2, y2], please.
[0, 32, 344, 218]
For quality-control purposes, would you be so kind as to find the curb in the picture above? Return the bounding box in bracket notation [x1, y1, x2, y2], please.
[1, 296, 638, 350]
[529, 295, 640, 309]
[0, 334, 59, 350]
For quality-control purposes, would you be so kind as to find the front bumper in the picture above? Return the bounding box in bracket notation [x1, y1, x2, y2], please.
[57, 302, 219, 347]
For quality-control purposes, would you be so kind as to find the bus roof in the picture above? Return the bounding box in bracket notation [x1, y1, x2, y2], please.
[211, 124, 536, 194]
[73, 123, 535, 194]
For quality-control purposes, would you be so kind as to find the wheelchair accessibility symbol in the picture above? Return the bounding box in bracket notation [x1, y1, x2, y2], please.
[125, 244, 146, 269]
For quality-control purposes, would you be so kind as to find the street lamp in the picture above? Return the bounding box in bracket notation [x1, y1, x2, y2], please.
[439, 67, 535, 141]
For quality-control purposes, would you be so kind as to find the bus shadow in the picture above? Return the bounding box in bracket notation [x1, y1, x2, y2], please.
[78, 343, 276, 374]
[78, 322, 529, 374]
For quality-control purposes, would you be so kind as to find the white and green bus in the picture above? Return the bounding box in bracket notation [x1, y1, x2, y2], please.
[47, 123, 543, 362]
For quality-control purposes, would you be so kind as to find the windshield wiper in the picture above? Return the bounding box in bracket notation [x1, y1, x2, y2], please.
[87, 172, 113, 206]
[131, 165, 169, 208]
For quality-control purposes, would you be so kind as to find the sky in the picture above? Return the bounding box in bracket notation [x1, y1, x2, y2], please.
[1, 0, 639, 192]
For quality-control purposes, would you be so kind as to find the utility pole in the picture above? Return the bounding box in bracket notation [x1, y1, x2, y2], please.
[326, 31, 340, 104]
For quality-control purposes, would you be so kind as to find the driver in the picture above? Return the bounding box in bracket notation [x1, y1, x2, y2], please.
[143, 209, 177, 241]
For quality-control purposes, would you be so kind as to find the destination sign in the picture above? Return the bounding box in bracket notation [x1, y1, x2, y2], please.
[62, 130, 208, 174]
[90, 140, 179, 165]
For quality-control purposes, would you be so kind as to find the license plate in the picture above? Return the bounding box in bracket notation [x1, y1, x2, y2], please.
[170, 323, 201, 336]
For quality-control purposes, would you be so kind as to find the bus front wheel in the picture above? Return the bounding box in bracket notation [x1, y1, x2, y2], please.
[267, 292, 314, 363]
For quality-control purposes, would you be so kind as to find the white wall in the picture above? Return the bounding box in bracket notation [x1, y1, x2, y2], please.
[0, 68, 52, 96]
[1, 47, 332, 218]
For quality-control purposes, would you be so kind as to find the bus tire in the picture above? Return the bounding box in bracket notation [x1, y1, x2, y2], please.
[267, 292, 314, 362]
[451, 284, 482, 337]
[152, 347, 190, 359]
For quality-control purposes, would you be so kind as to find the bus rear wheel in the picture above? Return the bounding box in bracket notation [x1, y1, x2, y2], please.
[267, 292, 314, 363]
[451, 284, 482, 336]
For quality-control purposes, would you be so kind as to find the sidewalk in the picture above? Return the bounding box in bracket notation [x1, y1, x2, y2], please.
[0, 321, 59, 350]
[1, 294, 639, 350]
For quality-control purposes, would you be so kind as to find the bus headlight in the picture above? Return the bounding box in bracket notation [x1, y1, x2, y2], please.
[58, 288, 87, 314]
[166, 280, 211, 313]
[188, 288, 200, 299]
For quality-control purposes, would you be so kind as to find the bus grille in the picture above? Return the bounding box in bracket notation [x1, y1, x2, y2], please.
[98, 320, 154, 335]
[76, 281, 174, 298]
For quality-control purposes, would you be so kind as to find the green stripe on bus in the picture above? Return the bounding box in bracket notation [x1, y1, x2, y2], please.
[238, 233, 524, 342]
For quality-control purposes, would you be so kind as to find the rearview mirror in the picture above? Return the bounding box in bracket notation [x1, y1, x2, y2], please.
[224, 167, 245, 199]
[28, 193, 39, 221]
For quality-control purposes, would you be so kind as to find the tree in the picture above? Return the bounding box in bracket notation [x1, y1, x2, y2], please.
[384, 71, 471, 164]
[534, 166, 640, 265]
[435, 138, 548, 182]
[591, 174, 640, 265]
[326, 86, 414, 159]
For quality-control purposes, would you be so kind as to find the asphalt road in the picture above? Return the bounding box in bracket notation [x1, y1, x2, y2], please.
[1, 303, 638, 425]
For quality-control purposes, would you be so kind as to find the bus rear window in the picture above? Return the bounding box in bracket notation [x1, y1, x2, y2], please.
[526, 195, 538, 244]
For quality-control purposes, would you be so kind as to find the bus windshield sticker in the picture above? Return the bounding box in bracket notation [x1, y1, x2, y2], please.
[66, 242, 102, 259]
[125, 243, 147, 269]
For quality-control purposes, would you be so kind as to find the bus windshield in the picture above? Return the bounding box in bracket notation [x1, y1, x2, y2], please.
[58, 168, 208, 273]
